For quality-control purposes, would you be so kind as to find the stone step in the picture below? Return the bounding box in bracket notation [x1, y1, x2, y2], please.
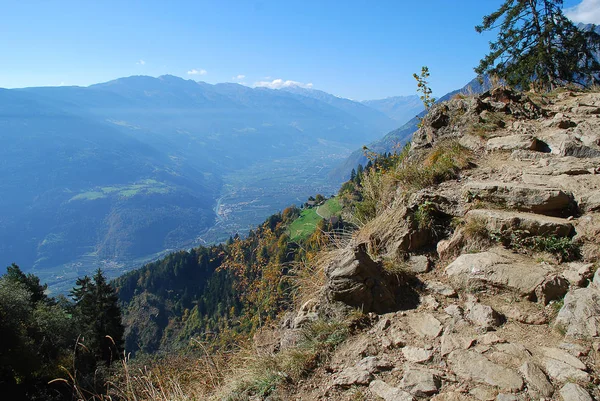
[444, 248, 555, 300]
[522, 173, 600, 207]
[464, 182, 574, 216]
[486, 134, 546, 152]
[466, 209, 574, 237]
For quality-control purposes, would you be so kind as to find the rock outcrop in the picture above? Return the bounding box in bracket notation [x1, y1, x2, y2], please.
[263, 89, 600, 401]
[324, 243, 403, 314]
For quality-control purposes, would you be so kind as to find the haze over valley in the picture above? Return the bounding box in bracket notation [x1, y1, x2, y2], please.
[1, 75, 413, 292]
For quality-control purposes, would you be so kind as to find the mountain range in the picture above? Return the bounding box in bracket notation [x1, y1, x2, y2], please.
[1, 75, 407, 292]
[362, 95, 424, 123]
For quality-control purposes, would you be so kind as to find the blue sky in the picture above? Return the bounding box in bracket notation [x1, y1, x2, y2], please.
[0, 0, 596, 99]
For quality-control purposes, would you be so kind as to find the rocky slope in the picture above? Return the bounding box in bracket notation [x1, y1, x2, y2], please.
[257, 88, 600, 401]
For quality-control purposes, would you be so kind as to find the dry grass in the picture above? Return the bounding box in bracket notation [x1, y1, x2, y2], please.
[218, 319, 348, 401]
[394, 140, 472, 191]
[354, 166, 398, 222]
[54, 337, 232, 401]
[381, 255, 411, 277]
[288, 256, 327, 307]
[452, 217, 496, 256]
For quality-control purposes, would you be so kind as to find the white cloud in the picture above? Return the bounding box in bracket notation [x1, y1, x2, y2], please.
[254, 78, 313, 89]
[187, 68, 207, 76]
[232, 74, 246, 80]
[565, 0, 600, 24]
[137, 59, 146, 65]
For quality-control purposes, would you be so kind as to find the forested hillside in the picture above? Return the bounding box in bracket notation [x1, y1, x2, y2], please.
[114, 200, 350, 355]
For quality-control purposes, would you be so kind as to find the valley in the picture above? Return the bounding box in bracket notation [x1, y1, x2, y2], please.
[0, 76, 400, 293]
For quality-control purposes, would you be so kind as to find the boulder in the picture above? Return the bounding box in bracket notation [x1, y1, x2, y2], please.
[486, 135, 542, 152]
[479, 333, 505, 345]
[534, 275, 569, 305]
[292, 299, 319, 328]
[402, 346, 434, 363]
[445, 249, 550, 299]
[408, 313, 443, 338]
[444, 303, 463, 316]
[441, 331, 475, 356]
[370, 380, 414, 401]
[559, 383, 593, 401]
[427, 281, 457, 297]
[489, 343, 532, 368]
[383, 327, 408, 349]
[332, 366, 372, 387]
[324, 244, 399, 314]
[460, 134, 486, 151]
[447, 350, 524, 391]
[406, 255, 431, 274]
[538, 347, 586, 370]
[542, 357, 590, 383]
[357, 355, 394, 374]
[559, 342, 590, 357]
[519, 362, 553, 398]
[465, 302, 504, 329]
[543, 132, 600, 158]
[561, 262, 595, 287]
[546, 113, 577, 129]
[463, 182, 574, 216]
[522, 173, 600, 205]
[555, 285, 600, 338]
[465, 209, 574, 238]
[530, 156, 600, 176]
[358, 204, 435, 258]
[400, 368, 441, 397]
[579, 190, 600, 213]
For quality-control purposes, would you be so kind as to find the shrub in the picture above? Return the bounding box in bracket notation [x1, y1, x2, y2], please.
[505, 232, 580, 263]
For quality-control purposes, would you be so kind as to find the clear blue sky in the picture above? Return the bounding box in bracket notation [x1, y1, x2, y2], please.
[0, 0, 593, 99]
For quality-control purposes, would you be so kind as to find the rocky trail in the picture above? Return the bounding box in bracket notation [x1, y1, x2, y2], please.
[256, 88, 600, 401]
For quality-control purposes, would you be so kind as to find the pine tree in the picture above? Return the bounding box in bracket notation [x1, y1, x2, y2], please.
[71, 269, 124, 366]
[475, 0, 600, 91]
[350, 168, 356, 182]
[5, 263, 48, 305]
[356, 164, 364, 185]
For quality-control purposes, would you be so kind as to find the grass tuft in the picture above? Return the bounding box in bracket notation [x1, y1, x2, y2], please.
[394, 140, 472, 191]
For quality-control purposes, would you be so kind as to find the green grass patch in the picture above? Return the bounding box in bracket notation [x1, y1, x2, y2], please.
[288, 198, 341, 242]
[70, 180, 171, 202]
[71, 191, 106, 201]
[288, 208, 321, 242]
[316, 198, 341, 219]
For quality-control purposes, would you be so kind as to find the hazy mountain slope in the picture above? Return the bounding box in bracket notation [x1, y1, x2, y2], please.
[0, 89, 217, 290]
[281, 86, 398, 134]
[362, 95, 424, 123]
[333, 77, 490, 179]
[1, 76, 395, 292]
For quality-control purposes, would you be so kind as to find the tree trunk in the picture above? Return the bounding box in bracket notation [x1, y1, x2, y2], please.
[528, 0, 555, 90]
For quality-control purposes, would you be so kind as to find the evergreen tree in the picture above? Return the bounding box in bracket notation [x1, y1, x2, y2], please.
[356, 164, 364, 185]
[71, 269, 124, 366]
[475, 0, 600, 91]
[350, 168, 356, 182]
[5, 263, 48, 305]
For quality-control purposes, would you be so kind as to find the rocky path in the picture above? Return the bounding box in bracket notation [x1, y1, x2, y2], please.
[271, 89, 600, 401]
